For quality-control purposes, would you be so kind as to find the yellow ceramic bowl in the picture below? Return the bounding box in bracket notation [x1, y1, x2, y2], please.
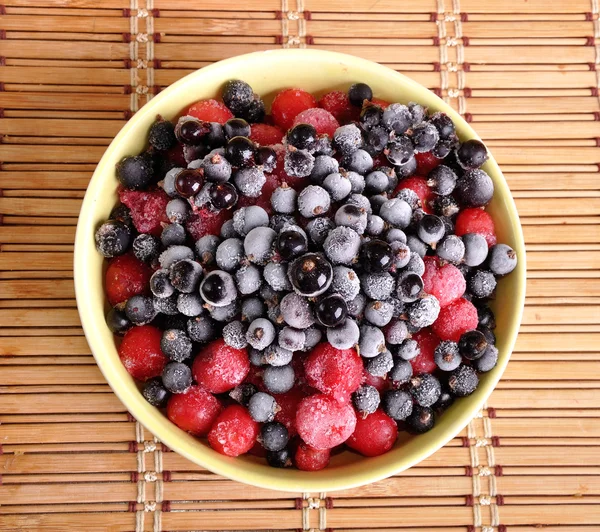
[74, 49, 526, 493]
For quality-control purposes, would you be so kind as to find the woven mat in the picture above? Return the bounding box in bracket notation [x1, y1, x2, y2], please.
[1, 0, 600, 530]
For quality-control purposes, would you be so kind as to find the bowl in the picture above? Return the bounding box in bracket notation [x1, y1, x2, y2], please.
[74, 48, 526, 493]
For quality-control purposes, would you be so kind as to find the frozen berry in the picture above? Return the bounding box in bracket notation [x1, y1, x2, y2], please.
[406, 295, 440, 328]
[457, 139, 489, 170]
[244, 226, 277, 265]
[118, 325, 168, 381]
[271, 185, 297, 214]
[410, 122, 439, 153]
[396, 272, 424, 303]
[116, 154, 154, 190]
[410, 329, 440, 373]
[296, 394, 357, 450]
[106, 307, 131, 335]
[185, 99, 233, 124]
[358, 324, 386, 358]
[432, 297, 478, 341]
[353, 385, 381, 416]
[448, 364, 479, 397]
[125, 295, 156, 325]
[304, 343, 361, 403]
[277, 226, 309, 261]
[250, 123, 284, 145]
[208, 404, 259, 457]
[200, 270, 237, 307]
[209, 182, 238, 210]
[455, 208, 497, 247]
[293, 108, 340, 138]
[422, 256, 466, 308]
[263, 364, 295, 394]
[319, 90, 354, 123]
[379, 198, 412, 229]
[381, 103, 412, 134]
[325, 317, 359, 350]
[388, 357, 413, 384]
[186, 207, 231, 240]
[382, 389, 413, 421]
[406, 405, 434, 434]
[409, 373, 441, 407]
[271, 88, 318, 131]
[143, 378, 170, 407]
[169, 259, 202, 293]
[323, 226, 361, 266]
[294, 442, 330, 471]
[192, 338, 249, 394]
[489, 244, 518, 275]
[333, 124, 363, 156]
[95, 220, 131, 258]
[167, 386, 222, 436]
[347, 409, 397, 457]
[468, 270, 497, 299]
[222, 79, 253, 115]
[187, 315, 218, 344]
[436, 235, 465, 264]
[161, 328, 192, 362]
[226, 136, 256, 168]
[455, 169, 494, 207]
[462, 233, 489, 267]
[266, 448, 292, 468]
[434, 340, 461, 371]
[162, 362, 192, 394]
[120, 188, 169, 235]
[260, 422, 289, 452]
[458, 330, 488, 360]
[474, 344, 499, 372]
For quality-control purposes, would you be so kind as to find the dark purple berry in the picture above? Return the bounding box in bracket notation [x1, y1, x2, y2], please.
[287, 123, 317, 151]
[209, 182, 238, 209]
[288, 253, 333, 297]
[226, 136, 256, 167]
[348, 82, 373, 106]
[175, 169, 204, 197]
[457, 139, 489, 170]
[361, 239, 393, 273]
[148, 118, 176, 151]
[316, 294, 347, 327]
[224, 118, 251, 139]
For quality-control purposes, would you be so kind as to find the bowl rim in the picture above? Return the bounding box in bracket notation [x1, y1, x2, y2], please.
[74, 48, 526, 492]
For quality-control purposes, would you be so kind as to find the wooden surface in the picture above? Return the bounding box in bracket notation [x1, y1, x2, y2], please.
[1, 1, 599, 530]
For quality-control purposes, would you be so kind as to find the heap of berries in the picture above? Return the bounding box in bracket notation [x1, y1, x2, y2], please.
[95, 79, 517, 470]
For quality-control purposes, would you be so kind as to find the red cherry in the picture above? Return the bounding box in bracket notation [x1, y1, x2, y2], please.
[118, 325, 168, 381]
[271, 88, 318, 131]
[184, 99, 233, 124]
[167, 386, 222, 436]
[192, 339, 250, 394]
[105, 253, 152, 306]
[208, 404, 259, 457]
[347, 409, 398, 457]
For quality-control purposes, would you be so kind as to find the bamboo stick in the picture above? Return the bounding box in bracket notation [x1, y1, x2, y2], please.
[522, 306, 600, 325]
[0, 365, 104, 385]
[0, 172, 92, 190]
[2, 217, 78, 226]
[0, 252, 74, 271]
[506, 174, 600, 191]
[0, 92, 130, 112]
[0, 514, 133, 532]
[0, 394, 123, 415]
[0, 300, 77, 308]
[491, 388, 600, 409]
[0, 422, 136, 445]
[0, 227, 76, 245]
[0, 40, 130, 60]
[0, 14, 129, 32]
[0, 118, 124, 138]
[0, 66, 130, 85]
[526, 251, 600, 270]
[526, 279, 600, 297]
[0, 145, 107, 163]
[0, 198, 81, 217]
[0, 335, 88, 354]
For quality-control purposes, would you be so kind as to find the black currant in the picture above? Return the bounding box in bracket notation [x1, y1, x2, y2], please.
[288, 253, 333, 297]
[316, 294, 348, 327]
[209, 182, 238, 209]
[361, 239, 393, 273]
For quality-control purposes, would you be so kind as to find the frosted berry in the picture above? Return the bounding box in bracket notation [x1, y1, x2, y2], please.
[462, 233, 489, 267]
[406, 405, 435, 434]
[327, 318, 360, 350]
[200, 270, 237, 307]
[448, 364, 479, 397]
[125, 295, 157, 325]
[436, 235, 465, 264]
[296, 394, 357, 450]
[277, 226, 308, 261]
[382, 389, 413, 421]
[260, 422, 289, 452]
[192, 338, 249, 393]
[143, 378, 170, 407]
[271, 88, 318, 131]
[116, 154, 154, 190]
[222, 79, 253, 115]
[248, 392, 278, 422]
[263, 364, 295, 394]
[333, 124, 363, 156]
[388, 357, 413, 384]
[167, 386, 222, 436]
[409, 373, 441, 407]
[457, 139, 489, 170]
[169, 259, 202, 293]
[434, 340, 461, 371]
[293, 108, 340, 138]
[347, 409, 397, 457]
[95, 220, 131, 258]
[489, 244, 518, 275]
[288, 253, 332, 297]
[432, 297, 478, 341]
[422, 256, 466, 308]
[352, 385, 381, 416]
[161, 328, 192, 362]
[187, 315, 218, 343]
[468, 270, 497, 299]
[474, 344, 499, 372]
[162, 362, 192, 394]
[244, 226, 276, 265]
[208, 404, 259, 457]
[295, 443, 330, 471]
[118, 325, 168, 381]
[458, 330, 488, 360]
[455, 169, 494, 207]
[410, 122, 439, 153]
[410, 329, 440, 373]
[106, 307, 131, 335]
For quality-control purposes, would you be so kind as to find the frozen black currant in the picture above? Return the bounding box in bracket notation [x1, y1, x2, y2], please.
[348, 82, 373, 106]
[316, 294, 348, 327]
[169, 258, 202, 293]
[277, 226, 308, 261]
[382, 389, 413, 421]
[430, 112, 455, 140]
[288, 123, 318, 151]
[388, 357, 413, 384]
[148, 118, 176, 151]
[334, 203, 368, 235]
[474, 344, 499, 372]
[488, 244, 518, 276]
[224, 118, 251, 139]
[427, 165, 457, 196]
[246, 317, 276, 350]
[125, 295, 156, 325]
[280, 292, 315, 328]
[199, 270, 237, 307]
[455, 169, 494, 207]
[381, 103, 412, 135]
[409, 373, 442, 407]
[457, 139, 489, 170]
[406, 295, 440, 328]
[150, 268, 175, 298]
[222, 79, 253, 115]
[468, 270, 497, 299]
[203, 153, 232, 182]
[106, 307, 131, 335]
[448, 364, 479, 397]
[175, 168, 204, 197]
[209, 182, 238, 209]
[406, 405, 435, 434]
[410, 122, 439, 153]
[229, 382, 257, 406]
[462, 233, 489, 267]
[458, 330, 488, 360]
[161, 328, 192, 362]
[288, 253, 333, 297]
[385, 135, 413, 167]
[143, 378, 170, 407]
[436, 235, 465, 264]
[161, 223, 186, 247]
[116, 154, 154, 190]
[260, 422, 289, 452]
[162, 362, 192, 394]
[266, 448, 292, 468]
[187, 315, 218, 343]
[353, 385, 381, 416]
[417, 214, 446, 246]
[226, 136, 256, 167]
[263, 364, 295, 394]
[95, 220, 131, 258]
[361, 239, 393, 273]
[396, 272, 424, 303]
[326, 318, 360, 350]
[256, 146, 277, 172]
[175, 117, 209, 145]
[360, 104, 383, 128]
[434, 340, 462, 371]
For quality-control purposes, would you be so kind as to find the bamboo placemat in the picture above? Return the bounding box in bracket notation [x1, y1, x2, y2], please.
[1, 0, 599, 530]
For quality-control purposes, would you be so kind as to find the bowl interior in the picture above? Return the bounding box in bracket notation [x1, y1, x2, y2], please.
[74, 49, 526, 493]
